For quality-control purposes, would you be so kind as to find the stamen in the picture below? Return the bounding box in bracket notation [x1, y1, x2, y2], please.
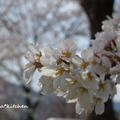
[62, 50, 71, 58]
[56, 67, 65, 75]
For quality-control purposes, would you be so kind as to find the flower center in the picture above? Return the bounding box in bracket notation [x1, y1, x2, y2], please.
[80, 59, 89, 69]
[99, 81, 104, 90]
[56, 67, 65, 75]
[62, 50, 71, 58]
[79, 87, 88, 94]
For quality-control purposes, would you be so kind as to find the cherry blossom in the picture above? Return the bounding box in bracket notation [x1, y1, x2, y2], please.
[24, 12, 120, 115]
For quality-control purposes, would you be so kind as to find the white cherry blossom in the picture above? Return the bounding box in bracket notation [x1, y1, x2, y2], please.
[24, 12, 120, 115]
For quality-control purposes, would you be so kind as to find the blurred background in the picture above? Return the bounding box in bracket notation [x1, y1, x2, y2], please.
[0, 0, 120, 120]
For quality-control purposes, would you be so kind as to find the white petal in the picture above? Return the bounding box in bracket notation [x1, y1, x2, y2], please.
[53, 79, 60, 89]
[25, 51, 35, 62]
[82, 79, 98, 91]
[41, 67, 56, 77]
[66, 90, 77, 100]
[101, 56, 111, 68]
[78, 93, 93, 110]
[40, 76, 54, 94]
[40, 56, 50, 66]
[44, 45, 57, 57]
[58, 39, 77, 53]
[40, 55, 56, 66]
[28, 44, 39, 54]
[76, 101, 84, 115]
[96, 84, 109, 102]
[81, 48, 93, 61]
[24, 66, 35, 84]
[110, 64, 120, 74]
[116, 75, 120, 83]
[72, 55, 81, 66]
[60, 78, 68, 92]
[24, 62, 33, 70]
[95, 101, 104, 115]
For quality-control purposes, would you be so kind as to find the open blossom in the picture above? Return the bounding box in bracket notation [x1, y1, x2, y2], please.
[58, 39, 77, 57]
[24, 44, 43, 83]
[24, 13, 120, 115]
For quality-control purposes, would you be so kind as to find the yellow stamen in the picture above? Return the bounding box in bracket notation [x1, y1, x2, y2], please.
[79, 87, 88, 93]
[85, 72, 93, 80]
[95, 97, 101, 102]
[91, 59, 97, 65]
[81, 59, 89, 69]
[57, 58, 63, 65]
[62, 50, 71, 58]
[99, 81, 104, 90]
[56, 67, 65, 75]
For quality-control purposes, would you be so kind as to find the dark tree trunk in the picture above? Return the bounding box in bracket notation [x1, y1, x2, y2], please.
[78, 0, 117, 120]
[80, 0, 114, 39]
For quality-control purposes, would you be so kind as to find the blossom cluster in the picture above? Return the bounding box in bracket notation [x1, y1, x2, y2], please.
[24, 13, 120, 115]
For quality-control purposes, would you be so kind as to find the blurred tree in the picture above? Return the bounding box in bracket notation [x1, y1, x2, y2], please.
[0, 0, 89, 47]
